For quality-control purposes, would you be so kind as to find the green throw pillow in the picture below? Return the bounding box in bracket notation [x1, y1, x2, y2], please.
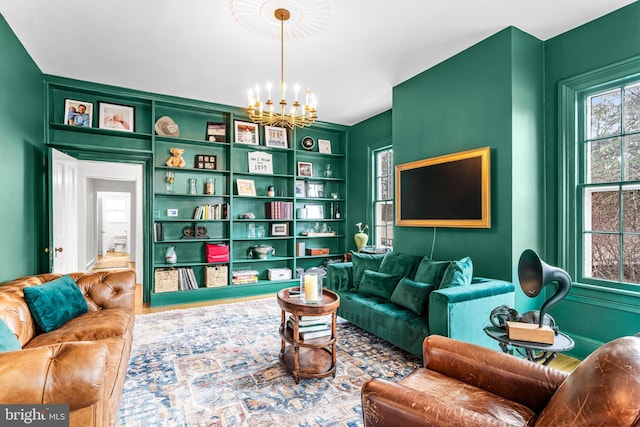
[358, 270, 401, 300]
[0, 319, 21, 352]
[390, 277, 437, 316]
[23, 275, 89, 333]
[378, 252, 422, 278]
[439, 256, 473, 289]
[351, 251, 386, 291]
[414, 258, 451, 285]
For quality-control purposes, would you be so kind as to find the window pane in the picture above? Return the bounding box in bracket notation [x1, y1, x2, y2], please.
[377, 176, 392, 200]
[585, 189, 619, 232]
[588, 89, 621, 139]
[624, 134, 640, 181]
[588, 233, 619, 281]
[377, 150, 392, 176]
[622, 234, 640, 284]
[622, 186, 640, 232]
[588, 137, 621, 183]
[624, 83, 640, 133]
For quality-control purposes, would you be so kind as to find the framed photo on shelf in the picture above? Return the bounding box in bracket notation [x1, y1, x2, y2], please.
[194, 154, 216, 170]
[297, 161, 313, 177]
[234, 120, 259, 145]
[264, 126, 288, 148]
[98, 102, 134, 132]
[248, 151, 273, 175]
[307, 182, 325, 198]
[206, 122, 226, 142]
[63, 99, 93, 127]
[305, 204, 324, 219]
[318, 139, 332, 154]
[271, 223, 289, 237]
[295, 180, 307, 198]
[236, 178, 257, 196]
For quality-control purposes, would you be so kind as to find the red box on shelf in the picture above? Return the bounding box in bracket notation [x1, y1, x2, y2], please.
[205, 243, 229, 263]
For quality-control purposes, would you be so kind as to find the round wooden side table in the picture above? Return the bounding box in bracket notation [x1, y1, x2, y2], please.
[276, 287, 340, 384]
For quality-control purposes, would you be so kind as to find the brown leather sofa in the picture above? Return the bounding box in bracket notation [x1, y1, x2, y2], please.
[362, 334, 640, 426]
[0, 270, 136, 427]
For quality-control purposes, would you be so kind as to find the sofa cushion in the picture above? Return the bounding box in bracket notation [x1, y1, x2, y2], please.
[439, 257, 473, 289]
[414, 258, 451, 285]
[0, 319, 21, 352]
[378, 252, 422, 278]
[351, 251, 386, 290]
[390, 277, 437, 316]
[23, 275, 89, 333]
[358, 270, 401, 300]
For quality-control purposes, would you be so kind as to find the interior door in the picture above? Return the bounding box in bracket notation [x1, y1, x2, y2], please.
[50, 148, 79, 273]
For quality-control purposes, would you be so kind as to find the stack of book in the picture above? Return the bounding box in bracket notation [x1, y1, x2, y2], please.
[232, 269, 259, 285]
[177, 267, 198, 290]
[264, 201, 293, 219]
[193, 203, 229, 220]
[287, 315, 332, 340]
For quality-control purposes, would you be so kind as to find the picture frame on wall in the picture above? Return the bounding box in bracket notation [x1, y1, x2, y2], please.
[98, 102, 134, 132]
[234, 120, 259, 145]
[236, 178, 257, 196]
[295, 180, 307, 198]
[64, 99, 93, 127]
[271, 223, 289, 237]
[264, 126, 288, 148]
[297, 161, 313, 177]
[318, 139, 332, 154]
[206, 122, 226, 142]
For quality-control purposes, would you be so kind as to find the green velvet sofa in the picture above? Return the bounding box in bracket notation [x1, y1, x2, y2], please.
[325, 252, 515, 356]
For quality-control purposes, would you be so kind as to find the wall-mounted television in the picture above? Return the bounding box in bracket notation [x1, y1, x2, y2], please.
[395, 146, 491, 228]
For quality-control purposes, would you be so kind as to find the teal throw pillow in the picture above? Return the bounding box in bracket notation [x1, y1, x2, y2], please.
[23, 275, 88, 333]
[378, 252, 422, 279]
[357, 270, 401, 300]
[439, 256, 473, 289]
[390, 277, 437, 316]
[0, 319, 21, 352]
[414, 258, 451, 285]
[351, 251, 386, 290]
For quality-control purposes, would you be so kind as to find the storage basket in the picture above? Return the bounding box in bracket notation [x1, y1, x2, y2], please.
[206, 265, 229, 287]
[154, 268, 179, 293]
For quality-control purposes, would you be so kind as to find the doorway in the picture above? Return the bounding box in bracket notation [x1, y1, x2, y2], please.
[51, 148, 144, 280]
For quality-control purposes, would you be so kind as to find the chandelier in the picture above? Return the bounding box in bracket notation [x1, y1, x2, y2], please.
[247, 8, 317, 129]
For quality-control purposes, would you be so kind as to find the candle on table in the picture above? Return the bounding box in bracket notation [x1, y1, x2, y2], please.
[304, 274, 318, 302]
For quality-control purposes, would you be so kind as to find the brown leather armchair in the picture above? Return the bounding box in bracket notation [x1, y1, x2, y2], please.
[362, 334, 640, 426]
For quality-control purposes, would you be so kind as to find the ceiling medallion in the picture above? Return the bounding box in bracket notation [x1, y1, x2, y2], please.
[230, 0, 331, 40]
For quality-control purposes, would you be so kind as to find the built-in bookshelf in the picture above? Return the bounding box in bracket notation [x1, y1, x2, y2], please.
[44, 76, 349, 306]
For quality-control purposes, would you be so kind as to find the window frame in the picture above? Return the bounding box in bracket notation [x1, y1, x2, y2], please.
[559, 56, 640, 293]
[372, 146, 393, 248]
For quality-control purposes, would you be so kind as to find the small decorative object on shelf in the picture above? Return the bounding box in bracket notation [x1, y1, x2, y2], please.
[301, 271, 322, 304]
[166, 147, 186, 168]
[195, 155, 216, 170]
[165, 246, 177, 264]
[188, 178, 197, 195]
[165, 171, 174, 192]
[335, 205, 341, 219]
[301, 136, 315, 150]
[267, 185, 275, 197]
[354, 222, 369, 252]
[155, 116, 180, 137]
[204, 178, 215, 195]
[324, 163, 333, 178]
[182, 226, 208, 239]
[248, 244, 275, 259]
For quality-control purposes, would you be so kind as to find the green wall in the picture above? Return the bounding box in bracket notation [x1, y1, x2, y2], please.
[348, 110, 392, 250]
[0, 14, 46, 282]
[544, 2, 640, 358]
[392, 27, 544, 295]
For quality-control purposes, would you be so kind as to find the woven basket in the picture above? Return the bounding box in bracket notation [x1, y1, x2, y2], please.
[154, 269, 179, 293]
[206, 265, 228, 288]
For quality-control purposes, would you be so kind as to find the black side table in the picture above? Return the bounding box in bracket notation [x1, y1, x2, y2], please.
[484, 325, 575, 365]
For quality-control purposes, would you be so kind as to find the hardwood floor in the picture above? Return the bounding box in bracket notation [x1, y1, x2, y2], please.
[133, 284, 581, 372]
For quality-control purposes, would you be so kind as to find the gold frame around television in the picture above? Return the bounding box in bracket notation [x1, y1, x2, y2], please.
[395, 146, 491, 228]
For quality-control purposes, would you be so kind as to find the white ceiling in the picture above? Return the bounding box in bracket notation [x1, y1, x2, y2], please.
[0, 0, 636, 126]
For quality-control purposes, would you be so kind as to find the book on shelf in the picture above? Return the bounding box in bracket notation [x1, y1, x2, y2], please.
[232, 276, 258, 285]
[232, 269, 258, 284]
[264, 201, 293, 219]
[286, 320, 329, 332]
[288, 314, 331, 327]
[299, 328, 332, 340]
[193, 203, 229, 220]
[177, 267, 198, 290]
[154, 222, 164, 242]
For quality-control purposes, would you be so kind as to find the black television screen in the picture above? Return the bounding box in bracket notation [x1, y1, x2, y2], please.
[395, 146, 491, 228]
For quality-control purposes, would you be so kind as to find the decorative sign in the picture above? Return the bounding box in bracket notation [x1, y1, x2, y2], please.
[248, 151, 273, 175]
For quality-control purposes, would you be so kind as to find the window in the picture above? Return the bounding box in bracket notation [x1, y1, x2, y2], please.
[373, 147, 393, 248]
[580, 81, 640, 286]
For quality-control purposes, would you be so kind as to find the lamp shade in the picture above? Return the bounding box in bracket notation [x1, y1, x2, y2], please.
[517, 249, 572, 327]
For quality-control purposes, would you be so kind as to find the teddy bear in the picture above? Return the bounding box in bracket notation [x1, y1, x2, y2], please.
[166, 147, 186, 168]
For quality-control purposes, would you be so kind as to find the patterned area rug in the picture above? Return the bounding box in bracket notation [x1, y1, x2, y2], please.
[117, 297, 420, 426]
